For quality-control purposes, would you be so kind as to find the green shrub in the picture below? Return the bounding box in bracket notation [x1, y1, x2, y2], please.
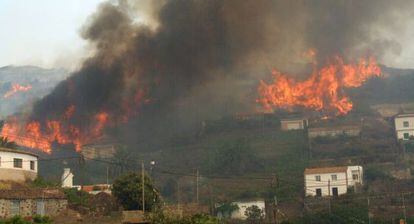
[63, 188, 90, 207]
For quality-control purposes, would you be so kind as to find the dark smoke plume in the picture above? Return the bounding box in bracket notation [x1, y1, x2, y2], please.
[29, 0, 413, 148]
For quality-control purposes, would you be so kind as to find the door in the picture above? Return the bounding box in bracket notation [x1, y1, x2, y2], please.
[36, 200, 45, 216]
[316, 188, 322, 197]
[10, 200, 20, 216]
[332, 187, 338, 197]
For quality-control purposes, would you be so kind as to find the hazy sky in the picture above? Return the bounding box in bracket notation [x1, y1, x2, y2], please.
[1, 0, 413, 70]
[0, 0, 105, 69]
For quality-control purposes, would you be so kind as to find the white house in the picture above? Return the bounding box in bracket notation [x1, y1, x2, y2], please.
[280, 118, 308, 131]
[304, 166, 363, 197]
[395, 114, 414, 140]
[0, 147, 38, 182]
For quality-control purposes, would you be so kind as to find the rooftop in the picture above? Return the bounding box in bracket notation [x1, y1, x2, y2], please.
[396, 113, 414, 118]
[0, 147, 38, 158]
[304, 166, 348, 175]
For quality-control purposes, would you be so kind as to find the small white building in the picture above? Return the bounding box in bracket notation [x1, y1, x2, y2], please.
[61, 168, 74, 188]
[394, 114, 414, 140]
[217, 200, 266, 220]
[280, 118, 308, 131]
[0, 147, 38, 182]
[304, 166, 363, 197]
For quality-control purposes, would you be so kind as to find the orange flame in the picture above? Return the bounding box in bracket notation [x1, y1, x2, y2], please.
[1, 86, 149, 153]
[257, 55, 381, 115]
[3, 84, 32, 98]
[0, 105, 113, 153]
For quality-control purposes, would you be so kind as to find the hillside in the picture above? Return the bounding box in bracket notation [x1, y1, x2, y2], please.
[0, 66, 68, 117]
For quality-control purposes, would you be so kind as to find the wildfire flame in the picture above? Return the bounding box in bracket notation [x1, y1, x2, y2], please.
[0, 85, 149, 153]
[0, 107, 111, 153]
[257, 54, 381, 115]
[3, 84, 32, 98]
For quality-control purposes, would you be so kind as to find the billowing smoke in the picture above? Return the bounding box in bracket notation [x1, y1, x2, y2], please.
[7, 0, 414, 150]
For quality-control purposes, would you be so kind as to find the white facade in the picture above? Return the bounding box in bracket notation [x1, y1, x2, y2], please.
[230, 200, 265, 220]
[395, 114, 414, 140]
[0, 148, 38, 182]
[305, 166, 363, 197]
[280, 118, 308, 130]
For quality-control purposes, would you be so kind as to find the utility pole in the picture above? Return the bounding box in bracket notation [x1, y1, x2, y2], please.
[402, 193, 407, 224]
[106, 166, 109, 185]
[367, 197, 371, 224]
[196, 169, 199, 204]
[141, 161, 145, 212]
[271, 173, 278, 224]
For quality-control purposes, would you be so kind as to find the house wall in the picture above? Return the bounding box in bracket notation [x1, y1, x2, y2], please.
[305, 172, 348, 197]
[230, 201, 266, 220]
[0, 199, 67, 218]
[281, 120, 306, 130]
[0, 151, 37, 182]
[347, 166, 363, 186]
[395, 116, 414, 140]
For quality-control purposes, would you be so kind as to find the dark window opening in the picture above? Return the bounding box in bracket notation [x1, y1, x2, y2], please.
[332, 187, 338, 196]
[30, 161, 35, 170]
[13, 158, 22, 168]
[316, 188, 322, 197]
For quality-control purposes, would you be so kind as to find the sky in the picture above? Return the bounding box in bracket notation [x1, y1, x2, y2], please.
[0, 0, 106, 70]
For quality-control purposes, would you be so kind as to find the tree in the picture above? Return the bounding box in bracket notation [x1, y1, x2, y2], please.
[205, 138, 263, 175]
[245, 205, 264, 224]
[215, 202, 239, 219]
[112, 172, 160, 211]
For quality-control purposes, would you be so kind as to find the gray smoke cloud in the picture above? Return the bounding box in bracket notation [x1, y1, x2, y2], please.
[27, 0, 413, 148]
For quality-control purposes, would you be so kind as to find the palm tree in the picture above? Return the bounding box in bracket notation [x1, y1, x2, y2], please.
[0, 137, 16, 149]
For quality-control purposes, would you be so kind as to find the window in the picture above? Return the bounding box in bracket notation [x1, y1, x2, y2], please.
[332, 187, 338, 196]
[404, 121, 410, 128]
[331, 174, 337, 181]
[13, 158, 22, 168]
[316, 188, 322, 197]
[30, 161, 35, 170]
[352, 174, 359, 180]
[315, 175, 321, 181]
[404, 133, 410, 140]
[10, 200, 20, 216]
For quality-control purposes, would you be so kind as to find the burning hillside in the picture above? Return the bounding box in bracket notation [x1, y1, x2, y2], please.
[257, 53, 381, 115]
[1, 0, 412, 153]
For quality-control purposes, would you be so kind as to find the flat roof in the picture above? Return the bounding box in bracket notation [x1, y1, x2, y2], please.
[0, 147, 38, 158]
[0, 188, 65, 199]
[305, 166, 347, 175]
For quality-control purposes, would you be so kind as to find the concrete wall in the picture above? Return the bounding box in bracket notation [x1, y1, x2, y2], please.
[305, 172, 348, 197]
[395, 116, 414, 140]
[0, 168, 36, 182]
[0, 199, 67, 218]
[308, 127, 360, 138]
